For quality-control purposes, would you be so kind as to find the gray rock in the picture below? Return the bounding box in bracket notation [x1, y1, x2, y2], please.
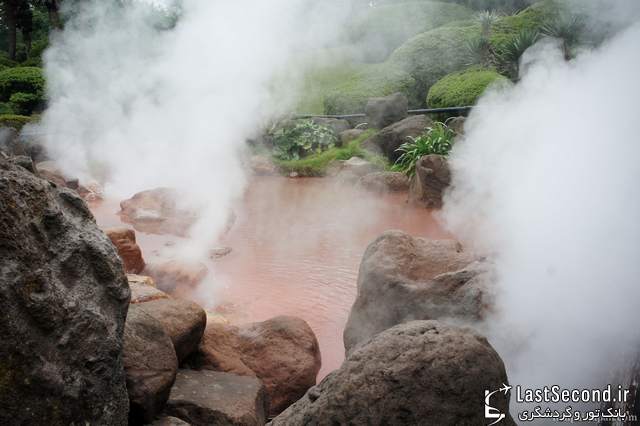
[447, 116, 466, 136]
[358, 171, 409, 193]
[333, 157, 383, 183]
[344, 230, 485, 354]
[271, 320, 515, 426]
[0, 157, 130, 425]
[310, 117, 351, 136]
[124, 305, 178, 424]
[365, 92, 408, 129]
[363, 115, 431, 162]
[408, 154, 450, 209]
[339, 129, 364, 146]
[165, 370, 268, 426]
[150, 416, 191, 425]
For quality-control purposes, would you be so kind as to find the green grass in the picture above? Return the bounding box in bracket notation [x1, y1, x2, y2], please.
[427, 67, 509, 107]
[0, 114, 32, 130]
[274, 130, 387, 176]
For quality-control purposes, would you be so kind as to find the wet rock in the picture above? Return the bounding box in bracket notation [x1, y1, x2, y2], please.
[0, 127, 21, 155]
[311, 117, 351, 137]
[165, 369, 268, 426]
[363, 115, 431, 162]
[447, 116, 466, 136]
[333, 156, 383, 183]
[209, 246, 232, 259]
[0, 157, 130, 425]
[151, 416, 191, 425]
[128, 274, 169, 304]
[9, 154, 37, 173]
[339, 129, 364, 145]
[272, 320, 515, 426]
[344, 230, 482, 354]
[144, 260, 208, 293]
[190, 316, 321, 416]
[124, 305, 178, 425]
[105, 227, 146, 274]
[365, 92, 408, 129]
[358, 171, 409, 193]
[36, 160, 68, 187]
[249, 155, 277, 176]
[119, 188, 197, 236]
[408, 154, 450, 209]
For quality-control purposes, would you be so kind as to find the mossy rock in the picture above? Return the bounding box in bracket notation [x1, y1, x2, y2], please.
[348, 1, 473, 62]
[0, 67, 45, 101]
[0, 114, 32, 130]
[427, 67, 510, 108]
[323, 63, 417, 115]
[388, 24, 478, 105]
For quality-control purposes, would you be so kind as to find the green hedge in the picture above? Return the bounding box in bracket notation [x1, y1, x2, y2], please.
[0, 67, 45, 102]
[348, 1, 473, 62]
[0, 114, 32, 130]
[427, 67, 509, 108]
[10, 92, 42, 115]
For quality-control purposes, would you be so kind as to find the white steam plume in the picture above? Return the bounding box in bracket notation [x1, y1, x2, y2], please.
[442, 18, 640, 396]
[34, 0, 348, 260]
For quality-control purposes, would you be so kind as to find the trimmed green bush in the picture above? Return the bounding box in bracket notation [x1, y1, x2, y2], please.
[9, 92, 42, 115]
[490, 0, 559, 50]
[349, 1, 473, 62]
[0, 114, 32, 130]
[427, 67, 509, 108]
[0, 67, 45, 101]
[323, 63, 417, 115]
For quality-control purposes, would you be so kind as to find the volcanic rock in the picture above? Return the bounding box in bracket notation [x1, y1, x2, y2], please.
[189, 316, 321, 416]
[408, 154, 451, 209]
[272, 320, 515, 426]
[358, 171, 409, 193]
[311, 117, 351, 137]
[344, 230, 488, 354]
[124, 305, 178, 424]
[339, 129, 365, 145]
[0, 157, 130, 425]
[363, 115, 431, 162]
[144, 260, 208, 293]
[119, 188, 197, 236]
[165, 369, 268, 426]
[365, 92, 408, 129]
[105, 227, 145, 274]
[151, 417, 191, 425]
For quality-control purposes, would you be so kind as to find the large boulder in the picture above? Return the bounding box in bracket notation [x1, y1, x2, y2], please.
[358, 171, 409, 193]
[189, 316, 321, 416]
[363, 115, 431, 162]
[331, 156, 383, 183]
[165, 369, 268, 426]
[119, 188, 197, 236]
[271, 321, 515, 426]
[105, 227, 145, 274]
[124, 305, 178, 425]
[0, 157, 130, 425]
[339, 129, 365, 146]
[344, 230, 486, 354]
[408, 154, 451, 209]
[144, 260, 208, 294]
[365, 92, 408, 129]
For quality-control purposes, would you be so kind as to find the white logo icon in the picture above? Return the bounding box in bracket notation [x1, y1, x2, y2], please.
[485, 384, 512, 425]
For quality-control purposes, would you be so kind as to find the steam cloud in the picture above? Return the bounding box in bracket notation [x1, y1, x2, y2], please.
[34, 0, 348, 260]
[442, 14, 640, 399]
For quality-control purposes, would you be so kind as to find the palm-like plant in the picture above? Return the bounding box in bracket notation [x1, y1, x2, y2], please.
[496, 29, 541, 79]
[541, 15, 584, 60]
[393, 122, 455, 177]
[465, 11, 500, 67]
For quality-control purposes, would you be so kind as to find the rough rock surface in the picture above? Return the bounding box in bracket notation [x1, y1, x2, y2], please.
[150, 416, 191, 425]
[144, 260, 208, 293]
[332, 157, 383, 183]
[124, 305, 178, 424]
[105, 227, 146, 274]
[409, 154, 451, 209]
[119, 188, 197, 236]
[189, 316, 321, 416]
[165, 369, 268, 426]
[0, 157, 130, 425]
[136, 296, 207, 363]
[272, 321, 515, 426]
[365, 92, 408, 129]
[339, 129, 364, 145]
[358, 171, 409, 193]
[363, 115, 431, 162]
[344, 230, 487, 354]
[311, 117, 351, 137]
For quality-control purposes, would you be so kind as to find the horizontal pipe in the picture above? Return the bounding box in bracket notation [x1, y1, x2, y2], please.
[294, 106, 473, 120]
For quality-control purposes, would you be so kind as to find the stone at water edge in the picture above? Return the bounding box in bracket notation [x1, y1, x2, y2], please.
[365, 92, 409, 129]
[249, 155, 277, 176]
[209, 246, 232, 259]
[311, 117, 351, 138]
[408, 154, 451, 209]
[362, 114, 432, 162]
[358, 171, 409, 193]
[271, 320, 516, 426]
[165, 369, 268, 426]
[105, 227, 146, 274]
[331, 156, 383, 183]
[144, 260, 209, 293]
[128, 274, 169, 304]
[0, 157, 130, 425]
[124, 305, 178, 425]
[188, 316, 321, 416]
[344, 230, 487, 354]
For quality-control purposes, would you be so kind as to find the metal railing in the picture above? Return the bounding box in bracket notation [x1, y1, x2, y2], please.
[294, 105, 473, 120]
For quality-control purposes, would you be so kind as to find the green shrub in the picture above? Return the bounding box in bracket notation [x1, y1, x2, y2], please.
[427, 67, 509, 108]
[489, 1, 558, 50]
[9, 92, 42, 115]
[0, 102, 14, 115]
[271, 119, 338, 161]
[348, 1, 473, 62]
[393, 122, 455, 176]
[323, 62, 417, 114]
[388, 25, 478, 106]
[0, 67, 45, 101]
[0, 114, 32, 130]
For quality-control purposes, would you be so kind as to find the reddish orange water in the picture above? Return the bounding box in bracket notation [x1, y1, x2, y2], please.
[92, 177, 449, 378]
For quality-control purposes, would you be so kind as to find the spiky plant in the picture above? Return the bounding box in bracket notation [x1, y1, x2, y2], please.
[496, 29, 541, 79]
[541, 15, 585, 60]
[393, 122, 455, 177]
